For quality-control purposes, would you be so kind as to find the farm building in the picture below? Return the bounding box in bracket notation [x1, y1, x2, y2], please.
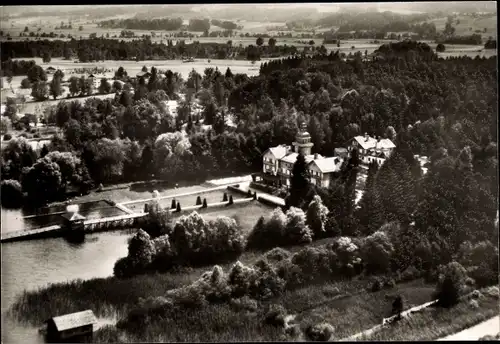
[46, 66, 56, 74]
[45, 310, 97, 343]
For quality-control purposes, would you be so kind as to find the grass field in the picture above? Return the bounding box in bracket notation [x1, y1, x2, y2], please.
[290, 278, 436, 339]
[363, 286, 499, 341]
[423, 14, 497, 39]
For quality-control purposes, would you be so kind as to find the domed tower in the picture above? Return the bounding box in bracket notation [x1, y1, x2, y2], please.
[293, 122, 314, 156]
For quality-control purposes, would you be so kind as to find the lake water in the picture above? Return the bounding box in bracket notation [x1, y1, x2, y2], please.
[1, 230, 131, 344]
[0, 182, 250, 344]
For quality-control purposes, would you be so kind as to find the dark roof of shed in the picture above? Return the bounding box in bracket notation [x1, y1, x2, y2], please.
[49, 310, 97, 332]
[136, 71, 151, 77]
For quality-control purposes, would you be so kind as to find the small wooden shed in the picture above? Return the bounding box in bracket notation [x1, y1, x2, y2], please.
[46, 310, 97, 342]
[60, 211, 86, 231]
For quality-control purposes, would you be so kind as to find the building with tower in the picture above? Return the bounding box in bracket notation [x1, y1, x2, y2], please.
[261, 124, 397, 189]
[261, 122, 344, 188]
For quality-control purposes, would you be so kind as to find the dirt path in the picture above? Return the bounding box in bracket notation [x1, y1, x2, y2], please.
[437, 316, 499, 341]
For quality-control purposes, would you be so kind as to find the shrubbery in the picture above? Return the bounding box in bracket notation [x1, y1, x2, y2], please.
[247, 206, 313, 249]
[434, 261, 467, 307]
[114, 211, 246, 277]
[0, 179, 24, 208]
[306, 322, 335, 341]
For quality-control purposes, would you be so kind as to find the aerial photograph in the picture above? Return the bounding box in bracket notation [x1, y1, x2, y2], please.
[0, 2, 498, 343]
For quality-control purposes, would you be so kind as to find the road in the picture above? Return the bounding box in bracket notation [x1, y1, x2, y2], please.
[438, 316, 499, 341]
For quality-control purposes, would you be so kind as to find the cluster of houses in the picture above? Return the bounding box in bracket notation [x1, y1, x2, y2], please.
[261, 122, 396, 189]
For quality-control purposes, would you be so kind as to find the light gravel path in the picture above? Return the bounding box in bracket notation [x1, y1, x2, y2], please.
[437, 316, 499, 341]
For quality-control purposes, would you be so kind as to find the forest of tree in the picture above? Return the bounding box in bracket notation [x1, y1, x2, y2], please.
[0, 37, 296, 62]
[439, 33, 483, 45]
[287, 11, 430, 33]
[1, 43, 497, 274]
[98, 17, 184, 31]
[211, 19, 240, 31]
[2, 38, 498, 340]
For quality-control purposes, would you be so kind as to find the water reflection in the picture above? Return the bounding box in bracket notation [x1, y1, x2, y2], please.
[1, 231, 131, 344]
[1, 200, 126, 232]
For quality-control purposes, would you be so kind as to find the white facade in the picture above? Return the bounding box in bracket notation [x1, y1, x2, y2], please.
[262, 123, 344, 188]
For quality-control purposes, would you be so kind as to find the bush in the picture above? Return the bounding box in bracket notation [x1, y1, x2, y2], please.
[465, 277, 475, 287]
[400, 266, 420, 282]
[196, 196, 202, 205]
[484, 286, 499, 299]
[435, 261, 467, 308]
[371, 279, 382, 292]
[284, 207, 313, 245]
[264, 304, 287, 327]
[306, 195, 329, 237]
[223, 192, 228, 202]
[392, 295, 403, 317]
[3, 133, 12, 140]
[305, 322, 335, 341]
[285, 324, 302, 339]
[322, 285, 340, 298]
[361, 231, 394, 274]
[21, 78, 32, 89]
[479, 334, 500, 341]
[1, 179, 24, 208]
[171, 199, 176, 209]
[229, 296, 258, 312]
[436, 43, 446, 52]
[384, 278, 396, 289]
[176, 202, 181, 212]
[202, 198, 207, 208]
[264, 247, 291, 263]
[470, 289, 483, 300]
[468, 299, 479, 309]
[469, 263, 498, 288]
[228, 195, 234, 205]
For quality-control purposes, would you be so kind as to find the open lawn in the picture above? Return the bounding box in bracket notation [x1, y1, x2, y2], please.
[125, 188, 246, 213]
[2, 57, 264, 90]
[363, 287, 499, 341]
[423, 14, 497, 39]
[290, 278, 436, 339]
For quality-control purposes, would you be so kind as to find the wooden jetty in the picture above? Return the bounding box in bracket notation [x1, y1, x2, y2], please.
[0, 212, 148, 243]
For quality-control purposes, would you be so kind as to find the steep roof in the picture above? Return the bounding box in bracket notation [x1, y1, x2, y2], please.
[375, 138, 396, 150]
[280, 152, 299, 164]
[353, 135, 395, 150]
[310, 157, 344, 173]
[354, 135, 378, 150]
[280, 153, 320, 165]
[60, 212, 86, 221]
[50, 310, 97, 332]
[265, 145, 288, 160]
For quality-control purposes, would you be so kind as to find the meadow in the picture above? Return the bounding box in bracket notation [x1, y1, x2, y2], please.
[363, 286, 499, 341]
[9, 262, 437, 343]
[422, 13, 497, 39]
